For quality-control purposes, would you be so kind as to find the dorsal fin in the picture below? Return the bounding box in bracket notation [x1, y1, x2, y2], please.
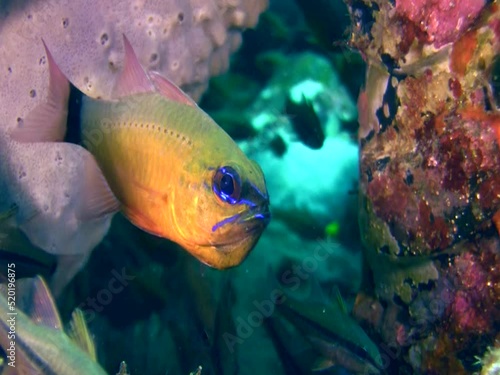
[28, 275, 63, 330]
[149, 71, 197, 107]
[113, 35, 154, 97]
[68, 308, 97, 361]
[10, 40, 70, 143]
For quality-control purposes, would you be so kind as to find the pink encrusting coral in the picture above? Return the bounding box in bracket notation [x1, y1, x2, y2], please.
[448, 244, 498, 335]
[348, 0, 500, 373]
[395, 0, 486, 47]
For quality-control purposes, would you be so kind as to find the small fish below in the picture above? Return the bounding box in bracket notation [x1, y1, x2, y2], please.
[9, 36, 271, 274]
[285, 93, 325, 150]
[0, 276, 108, 374]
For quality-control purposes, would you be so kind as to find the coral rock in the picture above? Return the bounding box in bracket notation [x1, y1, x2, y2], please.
[0, 0, 268, 132]
[395, 0, 486, 48]
[349, 0, 500, 372]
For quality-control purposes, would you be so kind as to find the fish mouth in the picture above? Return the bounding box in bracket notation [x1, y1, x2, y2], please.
[195, 203, 270, 269]
[210, 203, 271, 253]
[237, 204, 271, 233]
[211, 202, 271, 234]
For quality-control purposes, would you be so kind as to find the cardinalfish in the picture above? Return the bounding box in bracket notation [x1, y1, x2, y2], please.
[10, 36, 270, 270]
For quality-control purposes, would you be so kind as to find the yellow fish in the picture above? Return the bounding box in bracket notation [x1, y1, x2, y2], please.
[11, 37, 270, 269]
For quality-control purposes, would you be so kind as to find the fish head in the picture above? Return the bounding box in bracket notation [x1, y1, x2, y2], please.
[172, 156, 270, 269]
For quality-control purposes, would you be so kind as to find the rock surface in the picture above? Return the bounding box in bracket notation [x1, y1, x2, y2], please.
[348, 0, 500, 372]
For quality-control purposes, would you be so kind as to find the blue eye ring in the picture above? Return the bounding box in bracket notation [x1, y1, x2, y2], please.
[213, 166, 241, 204]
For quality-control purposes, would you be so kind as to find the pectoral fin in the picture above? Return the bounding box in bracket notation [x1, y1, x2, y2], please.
[122, 205, 163, 237]
[68, 309, 97, 361]
[77, 153, 120, 221]
[10, 40, 69, 143]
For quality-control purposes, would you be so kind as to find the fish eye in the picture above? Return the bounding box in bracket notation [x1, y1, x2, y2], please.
[213, 166, 241, 204]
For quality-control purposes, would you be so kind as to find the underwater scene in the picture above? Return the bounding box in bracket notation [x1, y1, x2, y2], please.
[0, 0, 499, 374]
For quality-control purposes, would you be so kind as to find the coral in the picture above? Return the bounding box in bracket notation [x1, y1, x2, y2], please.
[395, 0, 486, 48]
[0, 141, 114, 294]
[348, 0, 500, 372]
[0, 0, 268, 130]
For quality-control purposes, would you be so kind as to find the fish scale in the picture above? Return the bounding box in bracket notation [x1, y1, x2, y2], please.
[81, 93, 220, 233]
